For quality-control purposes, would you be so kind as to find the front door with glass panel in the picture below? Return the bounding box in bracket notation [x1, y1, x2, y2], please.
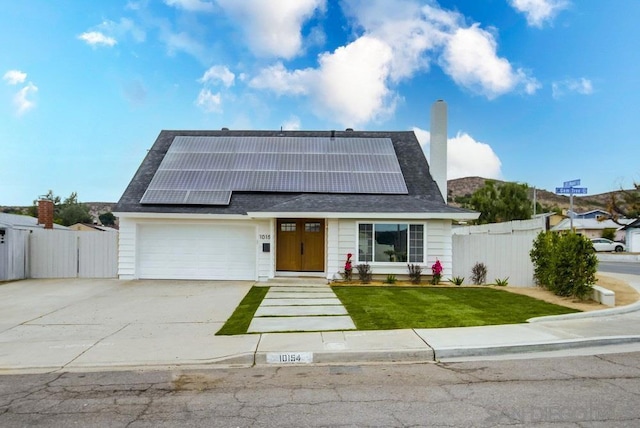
[276, 219, 325, 272]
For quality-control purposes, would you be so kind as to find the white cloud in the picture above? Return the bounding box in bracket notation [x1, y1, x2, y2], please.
[216, 0, 325, 59]
[250, 36, 396, 127]
[162, 30, 205, 58]
[552, 77, 593, 99]
[195, 88, 222, 112]
[282, 116, 301, 130]
[78, 31, 117, 47]
[414, 127, 502, 180]
[247, 0, 538, 126]
[165, 0, 215, 12]
[440, 24, 540, 98]
[508, 0, 570, 27]
[100, 18, 146, 43]
[200, 65, 235, 87]
[3, 70, 27, 85]
[14, 82, 38, 116]
[250, 62, 313, 95]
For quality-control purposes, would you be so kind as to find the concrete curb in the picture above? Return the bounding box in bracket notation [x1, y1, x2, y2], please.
[528, 299, 640, 323]
[254, 349, 435, 366]
[432, 335, 640, 360]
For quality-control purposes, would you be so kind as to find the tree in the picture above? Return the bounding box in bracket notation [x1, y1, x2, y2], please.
[32, 190, 93, 226]
[99, 212, 116, 226]
[467, 181, 533, 224]
[608, 182, 640, 220]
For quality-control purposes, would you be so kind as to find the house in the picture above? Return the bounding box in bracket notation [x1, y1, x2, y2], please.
[0, 212, 68, 231]
[551, 217, 633, 241]
[565, 209, 612, 220]
[621, 219, 640, 252]
[69, 223, 118, 232]
[114, 101, 478, 281]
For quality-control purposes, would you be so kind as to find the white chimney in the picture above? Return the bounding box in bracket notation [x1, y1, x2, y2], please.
[430, 100, 447, 201]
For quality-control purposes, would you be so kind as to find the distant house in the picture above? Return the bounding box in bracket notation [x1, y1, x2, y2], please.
[68, 223, 118, 232]
[566, 209, 612, 220]
[0, 212, 68, 231]
[114, 102, 479, 281]
[622, 219, 640, 252]
[551, 217, 633, 241]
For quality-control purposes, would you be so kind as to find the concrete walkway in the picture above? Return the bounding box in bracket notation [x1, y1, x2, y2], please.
[248, 281, 355, 333]
[1, 273, 640, 374]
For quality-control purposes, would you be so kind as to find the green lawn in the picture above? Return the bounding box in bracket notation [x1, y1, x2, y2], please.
[332, 286, 579, 330]
[216, 286, 269, 335]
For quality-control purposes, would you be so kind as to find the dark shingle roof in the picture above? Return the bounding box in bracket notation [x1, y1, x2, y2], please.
[114, 129, 474, 216]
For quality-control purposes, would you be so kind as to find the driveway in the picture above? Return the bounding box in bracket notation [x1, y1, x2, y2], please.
[0, 279, 259, 372]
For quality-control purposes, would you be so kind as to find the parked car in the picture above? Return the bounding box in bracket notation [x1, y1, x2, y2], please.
[590, 238, 626, 252]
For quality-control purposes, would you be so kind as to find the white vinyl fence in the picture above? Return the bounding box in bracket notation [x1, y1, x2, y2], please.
[0, 228, 29, 281]
[452, 217, 547, 287]
[28, 229, 118, 279]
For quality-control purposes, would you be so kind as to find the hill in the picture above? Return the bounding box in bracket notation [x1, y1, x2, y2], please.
[448, 176, 625, 213]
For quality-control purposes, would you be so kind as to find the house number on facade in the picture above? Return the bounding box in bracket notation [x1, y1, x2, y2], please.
[259, 234, 270, 240]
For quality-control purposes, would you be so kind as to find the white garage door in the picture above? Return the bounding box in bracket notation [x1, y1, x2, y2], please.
[138, 224, 256, 280]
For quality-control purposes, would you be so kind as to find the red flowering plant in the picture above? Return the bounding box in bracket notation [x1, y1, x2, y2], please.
[431, 259, 443, 285]
[343, 253, 353, 282]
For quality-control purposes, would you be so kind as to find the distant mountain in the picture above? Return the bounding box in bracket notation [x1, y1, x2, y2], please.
[447, 176, 627, 214]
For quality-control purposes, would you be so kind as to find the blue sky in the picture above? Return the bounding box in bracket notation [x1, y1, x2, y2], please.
[2, 0, 639, 206]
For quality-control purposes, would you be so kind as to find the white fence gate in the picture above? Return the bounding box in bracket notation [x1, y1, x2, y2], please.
[28, 229, 118, 278]
[452, 217, 546, 287]
[0, 228, 29, 281]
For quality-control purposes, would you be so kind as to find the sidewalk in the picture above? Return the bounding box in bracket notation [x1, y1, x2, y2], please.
[1, 274, 639, 374]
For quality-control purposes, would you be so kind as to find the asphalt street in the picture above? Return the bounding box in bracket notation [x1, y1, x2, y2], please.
[1, 352, 639, 427]
[598, 261, 640, 275]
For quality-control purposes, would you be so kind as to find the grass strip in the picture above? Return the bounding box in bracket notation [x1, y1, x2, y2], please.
[216, 286, 269, 335]
[332, 286, 579, 330]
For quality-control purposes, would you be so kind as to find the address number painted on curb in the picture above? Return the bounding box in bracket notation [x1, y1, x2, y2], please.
[266, 352, 313, 364]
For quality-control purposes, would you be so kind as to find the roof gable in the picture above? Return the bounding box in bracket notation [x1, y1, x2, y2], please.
[115, 129, 475, 217]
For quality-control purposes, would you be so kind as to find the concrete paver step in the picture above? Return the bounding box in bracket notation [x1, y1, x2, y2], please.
[261, 298, 343, 306]
[265, 291, 337, 299]
[255, 305, 348, 317]
[248, 316, 356, 333]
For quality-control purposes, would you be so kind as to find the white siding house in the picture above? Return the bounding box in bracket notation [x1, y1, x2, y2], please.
[114, 103, 478, 281]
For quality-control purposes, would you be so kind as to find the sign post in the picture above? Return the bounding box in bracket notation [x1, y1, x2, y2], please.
[555, 180, 588, 232]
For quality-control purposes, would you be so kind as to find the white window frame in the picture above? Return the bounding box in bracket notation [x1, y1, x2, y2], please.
[356, 221, 426, 265]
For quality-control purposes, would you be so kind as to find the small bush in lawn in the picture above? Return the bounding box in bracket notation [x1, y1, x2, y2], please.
[356, 263, 372, 284]
[530, 231, 597, 299]
[471, 262, 488, 285]
[449, 276, 465, 286]
[384, 274, 397, 284]
[407, 264, 423, 284]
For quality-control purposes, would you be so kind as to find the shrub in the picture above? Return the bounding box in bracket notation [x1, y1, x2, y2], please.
[356, 263, 372, 284]
[431, 259, 443, 285]
[494, 277, 509, 287]
[384, 274, 397, 284]
[407, 264, 423, 284]
[471, 262, 487, 285]
[449, 276, 465, 286]
[530, 231, 597, 299]
[601, 228, 616, 241]
[341, 253, 353, 282]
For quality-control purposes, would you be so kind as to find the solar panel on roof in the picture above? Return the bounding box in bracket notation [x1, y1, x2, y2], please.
[141, 136, 408, 205]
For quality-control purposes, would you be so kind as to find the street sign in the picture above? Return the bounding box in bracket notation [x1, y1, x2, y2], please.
[556, 187, 588, 195]
[563, 179, 581, 187]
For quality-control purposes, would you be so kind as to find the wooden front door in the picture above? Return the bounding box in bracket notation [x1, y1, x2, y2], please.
[276, 219, 325, 272]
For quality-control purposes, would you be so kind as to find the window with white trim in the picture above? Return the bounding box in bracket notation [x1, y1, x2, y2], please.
[358, 223, 424, 263]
